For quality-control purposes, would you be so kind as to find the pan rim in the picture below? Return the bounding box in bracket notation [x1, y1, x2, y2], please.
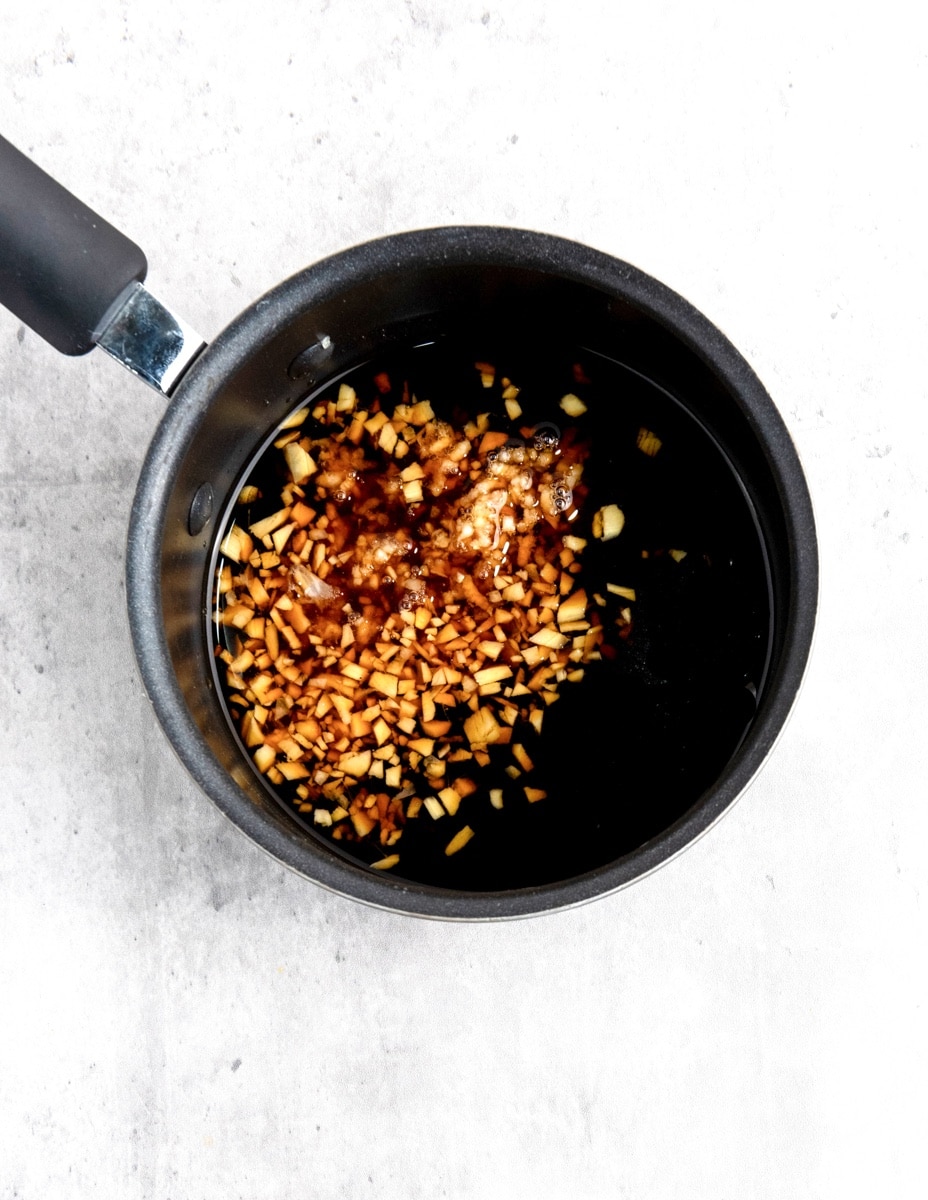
[126, 225, 818, 919]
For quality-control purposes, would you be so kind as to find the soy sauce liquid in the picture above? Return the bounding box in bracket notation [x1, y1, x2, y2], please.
[209, 338, 773, 891]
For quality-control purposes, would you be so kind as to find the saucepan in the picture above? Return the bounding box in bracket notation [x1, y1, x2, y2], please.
[0, 134, 817, 919]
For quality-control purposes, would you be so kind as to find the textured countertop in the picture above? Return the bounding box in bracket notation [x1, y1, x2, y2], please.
[2, 3, 926, 1197]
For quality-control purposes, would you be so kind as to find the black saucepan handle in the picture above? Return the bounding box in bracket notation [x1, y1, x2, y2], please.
[0, 134, 148, 356]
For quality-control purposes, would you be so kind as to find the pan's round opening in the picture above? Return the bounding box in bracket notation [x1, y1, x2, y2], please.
[206, 331, 774, 891]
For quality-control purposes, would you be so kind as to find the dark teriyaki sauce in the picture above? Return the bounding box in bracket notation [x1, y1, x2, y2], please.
[209, 337, 772, 891]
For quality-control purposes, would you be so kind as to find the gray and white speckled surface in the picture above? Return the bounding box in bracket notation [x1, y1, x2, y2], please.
[2, 3, 926, 1196]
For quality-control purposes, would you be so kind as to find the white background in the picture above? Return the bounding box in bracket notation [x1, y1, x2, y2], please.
[1, 2, 926, 1196]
